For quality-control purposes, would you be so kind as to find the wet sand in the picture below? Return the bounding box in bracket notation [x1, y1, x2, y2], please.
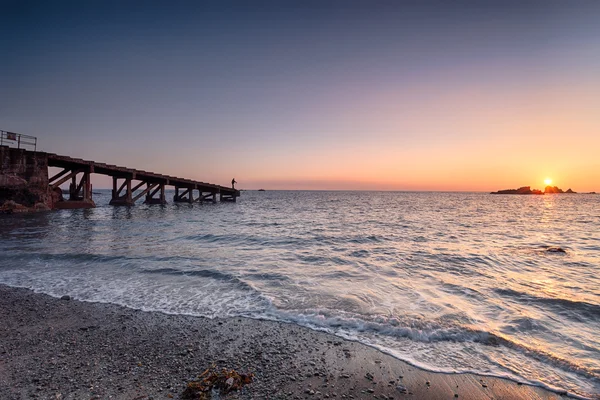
[0, 285, 565, 399]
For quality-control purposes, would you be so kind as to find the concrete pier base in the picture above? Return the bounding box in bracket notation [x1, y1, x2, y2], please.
[54, 200, 96, 209]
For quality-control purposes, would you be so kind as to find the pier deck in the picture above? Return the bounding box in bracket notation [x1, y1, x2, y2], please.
[45, 152, 239, 206]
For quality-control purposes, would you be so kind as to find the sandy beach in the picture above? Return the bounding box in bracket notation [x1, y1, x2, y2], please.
[0, 285, 565, 400]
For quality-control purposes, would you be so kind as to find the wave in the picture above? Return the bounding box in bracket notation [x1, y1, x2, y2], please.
[0, 251, 196, 266]
[347, 235, 384, 244]
[180, 233, 302, 247]
[139, 267, 267, 294]
[494, 288, 600, 320]
[258, 309, 600, 384]
[0, 251, 127, 264]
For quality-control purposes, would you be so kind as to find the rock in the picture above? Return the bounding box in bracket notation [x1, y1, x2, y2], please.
[51, 186, 64, 204]
[544, 185, 565, 194]
[546, 247, 566, 253]
[61, 295, 71, 301]
[0, 174, 28, 188]
[491, 186, 543, 195]
[0, 200, 29, 213]
[34, 202, 51, 211]
[396, 385, 408, 394]
[2, 200, 17, 209]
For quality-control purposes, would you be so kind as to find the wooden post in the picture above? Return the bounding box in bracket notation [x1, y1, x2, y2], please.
[83, 171, 91, 201]
[143, 183, 166, 205]
[69, 173, 77, 200]
[110, 176, 134, 206]
[145, 182, 152, 203]
[126, 178, 132, 203]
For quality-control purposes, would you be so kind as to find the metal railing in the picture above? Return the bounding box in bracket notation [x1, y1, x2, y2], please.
[0, 130, 37, 151]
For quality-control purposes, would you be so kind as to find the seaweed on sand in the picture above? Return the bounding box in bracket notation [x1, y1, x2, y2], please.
[182, 366, 254, 399]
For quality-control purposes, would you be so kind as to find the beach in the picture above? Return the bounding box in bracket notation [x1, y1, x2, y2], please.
[3, 0, 600, 397]
[0, 285, 563, 400]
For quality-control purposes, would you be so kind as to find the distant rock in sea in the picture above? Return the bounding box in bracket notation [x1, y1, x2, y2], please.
[544, 186, 577, 194]
[546, 247, 567, 253]
[490, 186, 543, 195]
[544, 186, 564, 194]
[491, 186, 578, 195]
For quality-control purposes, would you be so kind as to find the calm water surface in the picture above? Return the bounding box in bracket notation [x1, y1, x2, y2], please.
[1, 191, 599, 398]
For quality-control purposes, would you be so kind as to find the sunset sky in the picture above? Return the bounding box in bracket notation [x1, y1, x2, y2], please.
[2, 1, 599, 191]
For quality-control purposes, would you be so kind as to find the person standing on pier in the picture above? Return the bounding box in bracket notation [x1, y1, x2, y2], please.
[231, 178, 237, 189]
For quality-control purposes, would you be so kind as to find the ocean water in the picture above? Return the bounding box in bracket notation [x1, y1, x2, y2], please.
[1, 190, 599, 398]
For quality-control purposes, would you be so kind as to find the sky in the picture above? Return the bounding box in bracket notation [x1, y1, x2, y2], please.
[1, 1, 599, 191]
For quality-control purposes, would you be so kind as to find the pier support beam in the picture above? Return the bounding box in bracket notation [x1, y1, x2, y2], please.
[109, 176, 134, 206]
[144, 183, 166, 205]
[196, 191, 217, 203]
[68, 171, 91, 202]
[49, 167, 95, 208]
[173, 186, 194, 203]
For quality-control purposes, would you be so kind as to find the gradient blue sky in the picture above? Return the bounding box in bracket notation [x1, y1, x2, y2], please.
[2, 1, 599, 190]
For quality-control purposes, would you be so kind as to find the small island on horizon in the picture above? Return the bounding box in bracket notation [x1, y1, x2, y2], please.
[491, 185, 578, 195]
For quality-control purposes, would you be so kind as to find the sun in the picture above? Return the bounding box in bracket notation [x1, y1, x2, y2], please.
[544, 178, 552, 185]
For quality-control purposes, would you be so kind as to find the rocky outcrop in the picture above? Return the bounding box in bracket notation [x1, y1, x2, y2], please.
[491, 186, 543, 195]
[544, 186, 577, 194]
[544, 186, 564, 194]
[0, 146, 52, 213]
[492, 185, 579, 195]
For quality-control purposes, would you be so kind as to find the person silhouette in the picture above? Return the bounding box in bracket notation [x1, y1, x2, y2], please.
[231, 178, 237, 189]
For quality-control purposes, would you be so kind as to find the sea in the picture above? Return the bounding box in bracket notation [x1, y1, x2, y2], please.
[1, 190, 599, 398]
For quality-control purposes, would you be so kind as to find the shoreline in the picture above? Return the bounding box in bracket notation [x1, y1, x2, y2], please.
[0, 285, 567, 399]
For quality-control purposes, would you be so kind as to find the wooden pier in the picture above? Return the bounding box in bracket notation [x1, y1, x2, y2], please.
[1, 131, 239, 211]
[46, 152, 239, 207]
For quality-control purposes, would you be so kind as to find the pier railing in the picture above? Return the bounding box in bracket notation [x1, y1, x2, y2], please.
[0, 130, 37, 151]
